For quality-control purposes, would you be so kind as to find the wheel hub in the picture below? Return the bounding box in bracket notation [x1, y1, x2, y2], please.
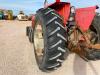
[34, 22, 44, 63]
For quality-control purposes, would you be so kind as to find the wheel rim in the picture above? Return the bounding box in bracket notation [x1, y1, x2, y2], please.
[34, 21, 44, 64]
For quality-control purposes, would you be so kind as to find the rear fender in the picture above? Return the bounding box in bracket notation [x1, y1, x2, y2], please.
[32, 15, 35, 28]
[75, 6, 97, 32]
[48, 2, 71, 26]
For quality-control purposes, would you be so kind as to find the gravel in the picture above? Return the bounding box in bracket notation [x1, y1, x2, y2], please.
[0, 20, 100, 75]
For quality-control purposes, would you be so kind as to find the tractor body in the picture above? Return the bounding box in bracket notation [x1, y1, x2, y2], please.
[32, 0, 97, 32]
[27, 0, 100, 72]
[17, 11, 28, 21]
[48, 2, 97, 32]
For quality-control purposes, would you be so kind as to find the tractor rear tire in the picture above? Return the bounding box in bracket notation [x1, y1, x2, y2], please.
[85, 14, 100, 60]
[33, 8, 69, 72]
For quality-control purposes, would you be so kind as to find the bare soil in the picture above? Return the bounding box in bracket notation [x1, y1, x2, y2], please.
[0, 20, 100, 75]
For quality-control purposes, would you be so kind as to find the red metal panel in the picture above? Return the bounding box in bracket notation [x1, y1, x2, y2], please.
[75, 6, 96, 32]
[56, 0, 60, 2]
[48, 2, 70, 26]
[57, 3, 70, 25]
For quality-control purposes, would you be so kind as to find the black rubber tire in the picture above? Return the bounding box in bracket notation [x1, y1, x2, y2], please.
[33, 8, 69, 72]
[26, 26, 30, 36]
[28, 26, 34, 43]
[85, 14, 100, 60]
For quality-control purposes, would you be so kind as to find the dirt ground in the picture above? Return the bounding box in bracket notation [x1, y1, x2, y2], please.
[0, 20, 100, 75]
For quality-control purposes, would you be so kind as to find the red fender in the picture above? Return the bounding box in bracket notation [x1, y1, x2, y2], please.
[75, 6, 97, 32]
[48, 2, 71, 26]
[56, 0, 60, 2]
[32, 15, 35, 28]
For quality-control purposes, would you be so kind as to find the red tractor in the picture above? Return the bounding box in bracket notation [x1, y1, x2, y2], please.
[26, 0, 100, 72]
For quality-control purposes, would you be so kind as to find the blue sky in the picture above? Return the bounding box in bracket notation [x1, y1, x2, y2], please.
[0, 0, 100, 15]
